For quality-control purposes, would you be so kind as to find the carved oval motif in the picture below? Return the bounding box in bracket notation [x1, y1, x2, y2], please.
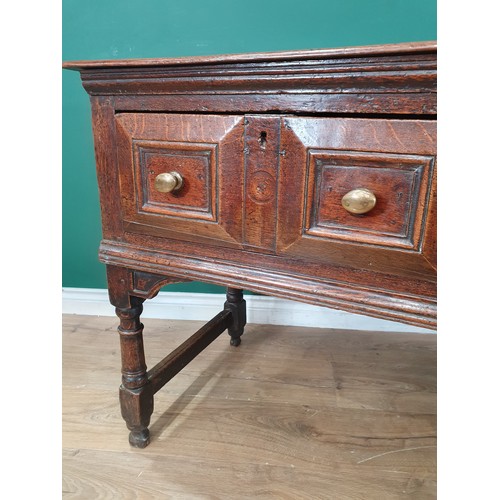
[248, 170, 275, 204]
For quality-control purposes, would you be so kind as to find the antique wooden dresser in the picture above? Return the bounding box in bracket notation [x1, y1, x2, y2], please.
[63, 41, 437, 448]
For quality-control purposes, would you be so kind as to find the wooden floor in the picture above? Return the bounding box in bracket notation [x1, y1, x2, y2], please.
[62, 314, 436, 499]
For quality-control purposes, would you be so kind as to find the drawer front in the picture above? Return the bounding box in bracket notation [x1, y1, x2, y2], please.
[278, 117, 436, 279]
[113, 113, 436, 281]
[115, 113, 245, 247]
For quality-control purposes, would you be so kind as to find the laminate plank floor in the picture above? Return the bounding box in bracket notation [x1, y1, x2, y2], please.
[62, 314, 436, 499]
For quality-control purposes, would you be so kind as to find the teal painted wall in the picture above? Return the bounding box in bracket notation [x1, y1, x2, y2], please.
[62, 0, 436, 292]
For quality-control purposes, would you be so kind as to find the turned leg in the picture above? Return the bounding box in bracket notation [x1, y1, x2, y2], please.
[115, 297, 154, 448]
[106, 266, 249, 446]
[224, 288, 247, 346]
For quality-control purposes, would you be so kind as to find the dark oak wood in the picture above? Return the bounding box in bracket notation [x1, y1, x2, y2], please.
[61, 41, 437, 69]
[243, 116, 281, 253]
[115, 297, 153, 448]
[62, 42, 436, 116]
[115, 113, 245, 247]
[64, 41, 437, 447]
[224, 287, 247, 346]
[147, 309, 233, 393]
[278, 117, 436, 279]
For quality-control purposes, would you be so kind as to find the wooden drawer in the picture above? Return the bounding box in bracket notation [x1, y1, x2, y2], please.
[278, 117, 436, 279]
[115, 113, 245, 247]
[63, 43, 438, 449]
[114, 113, 436, 281]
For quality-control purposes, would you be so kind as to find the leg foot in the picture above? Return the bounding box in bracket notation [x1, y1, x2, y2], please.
[230, 336, 242, 347]
[224, 288, 246, 346]
[129, 428, 150, 448]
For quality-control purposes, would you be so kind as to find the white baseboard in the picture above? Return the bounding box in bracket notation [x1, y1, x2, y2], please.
[62, 287, 435, 334]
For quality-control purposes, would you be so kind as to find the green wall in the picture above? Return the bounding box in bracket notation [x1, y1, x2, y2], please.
[62, 0, 436, 292]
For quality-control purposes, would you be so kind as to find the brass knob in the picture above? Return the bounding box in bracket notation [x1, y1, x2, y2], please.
[154, 171, 183, 193]
[341, 188, 376, 214]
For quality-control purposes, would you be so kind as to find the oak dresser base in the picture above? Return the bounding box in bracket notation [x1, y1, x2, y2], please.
[63, 42, 437, 447]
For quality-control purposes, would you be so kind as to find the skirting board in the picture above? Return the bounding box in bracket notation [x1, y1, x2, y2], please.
[62, 288, 435, 334]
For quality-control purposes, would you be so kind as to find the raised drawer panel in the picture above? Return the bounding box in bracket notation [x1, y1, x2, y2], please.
[114, 113, 245, 247]
[278, 117, 436, 279]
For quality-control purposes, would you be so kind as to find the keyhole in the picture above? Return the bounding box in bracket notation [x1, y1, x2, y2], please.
[258, 131, 267, 149]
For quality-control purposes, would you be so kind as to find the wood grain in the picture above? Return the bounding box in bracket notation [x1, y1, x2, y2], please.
[63, 43, 437, 451]
[115, 113, 245, 246]
[278, 117, 437, 280]
[67, 42, 437, 333]
[63, 314, 436, 499]
[62, 41, 437, 70]
[63, 43, 436, 119]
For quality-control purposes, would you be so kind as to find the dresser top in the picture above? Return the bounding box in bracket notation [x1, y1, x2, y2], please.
[62, 41, 436, 71]
[64, 40, 436, 116]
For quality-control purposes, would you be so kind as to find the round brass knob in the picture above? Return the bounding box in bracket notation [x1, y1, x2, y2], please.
[154, 171, 184, 193]
[341, 188, 376, 214]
